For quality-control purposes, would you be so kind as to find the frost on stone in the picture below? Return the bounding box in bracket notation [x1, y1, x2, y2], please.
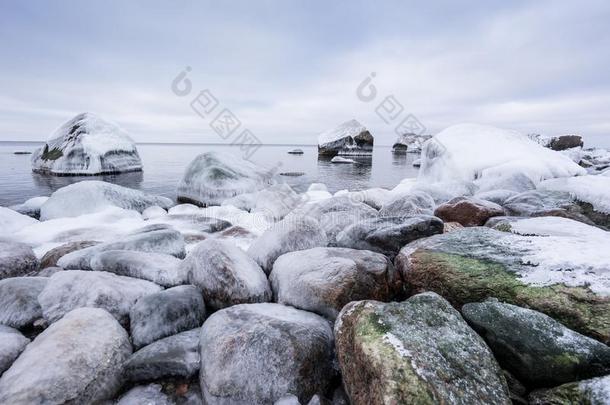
[39, 180, 173, 220]
[222, 184, 301, 220]
[392, 133, 432, 154]
[0, 240, 39, 280]
[31, 112, 143, 175]
[0, 207, 38, 237]
[0, 277, 47, 329]
[317, 119, 374, 156]
[0, 325, 30, 375]
[9, 196, 48, 219]
[539, 175, 610, 214]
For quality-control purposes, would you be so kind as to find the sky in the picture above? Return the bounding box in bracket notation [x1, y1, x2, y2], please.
[1, 0, 610, 147]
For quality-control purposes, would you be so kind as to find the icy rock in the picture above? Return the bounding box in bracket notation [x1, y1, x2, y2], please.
[10, 196, 49, 219]
[116, 384, 171, 405]
[247, 216, 328, 274]
[419, 123, 586, 185]
[411, 180, 477, 205]
[462, 299, 610, 387]
[0, 207, 38, 237]
[222, 184, 301, 220]
[395, 226, 610, 342]
[337, 187, 391, 210]
[31, 112, 143, 175]
[539, 175, 610, 216]
[412, 158, 421, 167]
[0, 307, 131, 404]
[548, 135, 584, 151]
[335, 215, 444, 259]
[199, 303, 335, 404]
[130, 285, 206, 349]
[58, 227, 186, 269]
[275, 395, 301, 405]
[474, 190, 519, 206]
[36, 266, 63, 277]
[379, 190, 436, 217]
[142, 205, 167, 219]
[0, 240, 39, 280]
[177, 151, 276, 206]
[90, 250, 186, 287]
[38, 270, 162, 324]
[124, 328, 200, 382]
[288, 148, 304, 155]
[0, 326, 29, 375]
[0, 277, 47, 329]
[474, 171, 536, 193]
[330, 156, 355, 164]
[434, 196, 505, 227]
[40, 180, 173, 220]
[334, 292, 510, 404]
[317, 119, 373, 156]
[182, 239, 271, 310]
[529, 374, 610, 405]
[392, 133, 432, 154]
[581, 147, 610, 172]
[270, 247, 400, 320]
[39, 240, 98, 268]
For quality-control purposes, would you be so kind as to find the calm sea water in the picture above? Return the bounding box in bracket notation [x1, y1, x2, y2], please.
[0, 142, 419, 206]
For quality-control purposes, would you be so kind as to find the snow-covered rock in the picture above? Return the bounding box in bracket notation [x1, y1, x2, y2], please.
[317, 119, 373, 156]
[39, 180, 173, 220]
[539, 175, 610, 215]
[90, 250, 186, 287]
[528, 133, 584, 151]
[0, 277, 47, 329]
[302, 183, 333, 202]
[222, 184, 300, 220]
[335, 187, 391, 210]
[38, 270, 162, 324]
[419, 124, 586, 185]
[379, 190, 436, 217]
[0, 307, 131, 404]
[392, 133, 432, 154]
[31, 112, 142, 175]
[0, 326, 29, 375]
[0, 240, 39, 280]
[270, 247, 400, 320]
[9, 196, 48, 219]
[330, 156, 355, 164]
[0, 207, 38, 237]
[177, 151, 276, 206]
[129, 285, 206, 349]
[141, 205, 167, 219]
[199, 303, 336, 404]
[287, 148, 304, 155]
[182, 239, 271, 310]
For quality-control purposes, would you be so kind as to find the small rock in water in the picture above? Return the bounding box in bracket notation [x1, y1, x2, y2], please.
[280, 171, 305, 177]
[434, 196, 505, 227]
[330, 156, 356, 164]
[334, 292, 510, 405]
[0, 307, 132, 404]
[0, 240, 39, 280]
[287, 148, 304, 155]
[130, 285, 206, 349]
[13, 151, 32, 155]
[0, 326, 30, 375]
[0, 277, 47, 329]
[183, 239, 271, 310]
[318, 119, 373, 156]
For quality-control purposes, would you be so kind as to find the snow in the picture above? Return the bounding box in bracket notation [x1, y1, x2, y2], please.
[318, 119, 367, 145]
[31, 112, 142, 175]
[538, 175, 610, 214]
[580, 375, 610, 404]
[331, 156, 355, 164]
[0, 207, 38, 236]
[418, 123, 586, 185]
[10, 196, 49, 217]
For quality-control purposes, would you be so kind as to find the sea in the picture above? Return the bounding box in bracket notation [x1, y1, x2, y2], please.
[0, 142, 420, 206]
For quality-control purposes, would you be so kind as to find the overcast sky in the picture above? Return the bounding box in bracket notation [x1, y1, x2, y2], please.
[1, 0, 609, 146]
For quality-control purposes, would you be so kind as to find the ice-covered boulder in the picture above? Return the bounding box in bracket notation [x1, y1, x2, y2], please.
[330, 156, 355, 163]
[529, 133, 584, 151]
[222, 184, 301, 220]
[38, 270, 162, 324]
[199, 303, 336, 404]
[317, 119, 373, 156]
[462, 299, 610, 387]
[334, 293, 510, 404]
[8, 197, 48, 219]
[90, 250, 186, 287]
[0, 277, 47, 329]
[0, 326, 29, 375]
[31, 112, 142, 175]
[116, 384, 171, 405]
[434, 196, 505, 227]
[0, 207, 39, 237]
[0, 307, 132, 404]
[129, 285, 206, 349]
[270, 247, 400, 320]
[177, 151, 276, 206]
[392, 133, 432, 154]
[182, 239, 271, 310]
[124, 328, 200, 382]
[39, 180, 173, 220]
[419, 124, 586, 185]
[379, 190, 436, 217]
[539, 175, 610, 219]
[0, 240, 39, 280]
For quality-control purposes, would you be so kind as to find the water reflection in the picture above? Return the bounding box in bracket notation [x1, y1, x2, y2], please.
[32, 171, 144, 195]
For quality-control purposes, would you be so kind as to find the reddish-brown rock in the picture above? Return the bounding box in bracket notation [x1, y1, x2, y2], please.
[434, 197, 504, 227]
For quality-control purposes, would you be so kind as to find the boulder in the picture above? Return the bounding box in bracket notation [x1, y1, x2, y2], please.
[334, 292, 510, 405]
[10, 196, 49, 219]
[0, 277, 47, 329]
[38, 270, 162, 324]
[392, 133, 432, 154]
[335, 187, 391, 210]
[434, 196, 505, 227]
[39, 240, 98, 269]
[529, 375, 610, 405]
[0, 326, 29, 375]
[474, 172, 536, 193]
[124, 328, 200, 382]
[199, 303, 335, 404]
[130, 285, 206, 349]
[395, 227, 610, 342]
[0, 240, 38, 280]
[0, 308, 132, 404]
[462, 299, 610, 387]
[177, 151, 276, 206]
[378, 190, 436, 217]
[548, 135, 584, 151]
[116, 384, 171, 405]
[0, 206, 38, 235]
[39, 180, 173, 220]
[317, 119, 373, 156]
[247, 216, 328, 274]
[474, 190, 519, 206]
[31, 112, 143, 175]
[183, 239, 271, 310]
[222, 184, 301, 220]
[335, 215, 444, 259]
[90, 250, 187, 287]
[270, 247, 400, 320]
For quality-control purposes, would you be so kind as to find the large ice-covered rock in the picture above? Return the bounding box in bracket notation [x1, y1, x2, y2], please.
[317, 119, 374, 156]
[38, 270, 162, 324]
[177, 151, 276, 206]
[39, 180, 173, 220]
[0, 207, 38, 236]
[539, 175, 610, 220]
[0, 277, 47, 329]
[199, 303, 336, 404]
[0, 326, 29, 375]
[0, 240, 39, 280]
[392, 133, 432, 154]
[182, 239, 271, 310]
[419, 124, 586, 185]
[378, 190, 436, 218]
[31, 112, 143, 175]
[0, 308, 132, 404]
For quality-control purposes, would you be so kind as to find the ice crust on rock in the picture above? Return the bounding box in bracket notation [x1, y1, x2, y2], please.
[0, 207, 38, 237]
[0, 326, 30, 375]
[31, 112, 142, 175]
[539, 175, 610, 214]
[0, 277, 47, 329]
[222, 183, 300, 220]
[0, 240, 39, 280]
[317, 119, 373, 156]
